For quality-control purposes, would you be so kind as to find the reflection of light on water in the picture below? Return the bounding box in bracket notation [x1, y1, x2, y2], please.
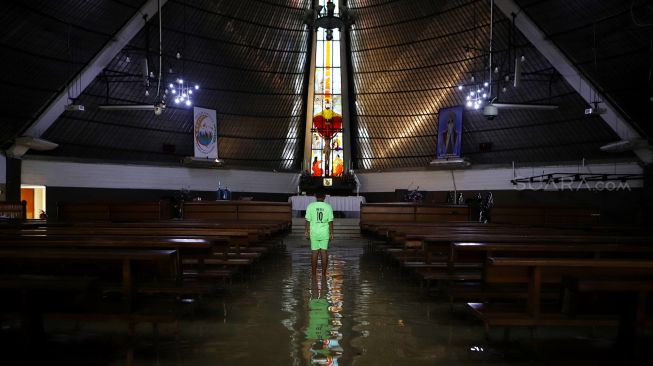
[301, 257, 346, 365]
[281, 277, 299, 331]
[280, 259, 304, 366]
[353, 280, 371, 342]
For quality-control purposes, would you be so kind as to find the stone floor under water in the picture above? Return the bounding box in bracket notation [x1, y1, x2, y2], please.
[1, 220, 651, 365]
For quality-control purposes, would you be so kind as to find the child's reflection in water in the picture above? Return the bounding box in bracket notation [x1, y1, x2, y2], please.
[303, 276, 343, 365]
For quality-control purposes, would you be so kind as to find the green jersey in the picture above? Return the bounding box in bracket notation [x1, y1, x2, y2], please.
[305, 201, 334, 241]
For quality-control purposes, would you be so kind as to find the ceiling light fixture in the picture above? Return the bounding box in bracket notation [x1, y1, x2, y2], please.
[168, 79, 199, 107]
[461, 0, 495, 111]
[167, 1, 200, 108]
[305, 0, 354, 31]
[459, 2, 556, 119]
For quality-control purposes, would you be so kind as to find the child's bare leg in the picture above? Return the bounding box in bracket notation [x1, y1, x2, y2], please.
[311, 250, 319, 278]
[320, 249, 328, 277]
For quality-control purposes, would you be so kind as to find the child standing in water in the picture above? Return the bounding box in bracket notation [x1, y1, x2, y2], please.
[304, 190, 334, 278]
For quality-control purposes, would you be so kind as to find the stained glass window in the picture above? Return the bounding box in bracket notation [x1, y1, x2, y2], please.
[310, 1, 344, 177]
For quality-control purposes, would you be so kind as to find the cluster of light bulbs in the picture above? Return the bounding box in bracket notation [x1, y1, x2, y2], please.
[167, 79, 199, 107]
[459, 76, 490, 110]
[458, 55, 526, 110]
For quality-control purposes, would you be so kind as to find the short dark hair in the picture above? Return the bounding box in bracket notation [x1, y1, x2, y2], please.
[315, 189, 326, 199]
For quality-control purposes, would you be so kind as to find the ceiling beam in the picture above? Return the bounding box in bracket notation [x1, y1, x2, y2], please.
[494, 0, 653, 164]
[7, 0, 167, 158]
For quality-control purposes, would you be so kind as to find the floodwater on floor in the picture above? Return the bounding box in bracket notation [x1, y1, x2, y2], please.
[124, 239, 514, 366]
[1, 233, 641, 365]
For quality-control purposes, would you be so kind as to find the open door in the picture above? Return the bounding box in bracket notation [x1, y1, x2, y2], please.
[20, 185, 46, 219]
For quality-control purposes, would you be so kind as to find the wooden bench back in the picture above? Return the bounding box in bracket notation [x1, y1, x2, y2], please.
[182, 201, 291, 223]
[492, 206, 601, 225]
[451, 242, 653, 264]
[0, 201, 26, 220]
[236, 201, 292, 221]
[182, 201, 238, 220]
[57, 201, 173, 221]
[70, 220, 282, 237]
[362, 205, 601, 226]
[0, 247, 178, 282]
[484, 257, 653, 284]
[361, 203, 415, 222]
[415, 206, 469, 222]
[2, 226, 255, 248]
[361, 203, 470, 224]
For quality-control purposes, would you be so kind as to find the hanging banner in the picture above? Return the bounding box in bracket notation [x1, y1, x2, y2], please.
[436, 105, 464, 159]
[193, 107, 218, 159]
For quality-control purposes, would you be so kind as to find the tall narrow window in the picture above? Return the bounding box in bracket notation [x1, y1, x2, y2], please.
[310, 1, 344, 177]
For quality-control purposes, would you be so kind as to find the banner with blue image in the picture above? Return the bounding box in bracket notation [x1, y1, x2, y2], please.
[193, 107, 218, 159]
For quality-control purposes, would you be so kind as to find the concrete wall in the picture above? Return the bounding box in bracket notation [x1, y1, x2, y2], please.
[22, 159, 299, 193]
[22, 158, 642, 193]
[20, 158, 645, 222]
[357, 162, 643, 192]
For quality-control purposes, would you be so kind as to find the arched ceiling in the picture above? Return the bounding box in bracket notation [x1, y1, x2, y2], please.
[348, 0, 645, 169]
[1, 0, 310, 170]
[1, 0, 649, 171]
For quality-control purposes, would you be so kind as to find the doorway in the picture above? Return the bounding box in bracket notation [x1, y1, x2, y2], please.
[20, 185, 46, 219]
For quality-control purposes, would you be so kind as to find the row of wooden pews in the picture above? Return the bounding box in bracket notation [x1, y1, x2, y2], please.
[0, 200, 292, 353]
[362, 205, 653, 357]
[56, 200, 294, 223]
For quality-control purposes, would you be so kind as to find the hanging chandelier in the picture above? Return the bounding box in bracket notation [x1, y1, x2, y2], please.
[168, 78, 199, 107]
[460, 77, 490, 110]
[459, 0, 495, 111]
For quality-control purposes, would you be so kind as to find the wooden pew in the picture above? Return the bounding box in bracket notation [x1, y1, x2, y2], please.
[65, 219, 287, 234]
[467, 257, 653, 336]
[372, 222, 651, 295]
[563, 276, 653, 354]
[365, 221, 596, 251]
[50, 220, 288, 249]
[0, 247, 181, 344]
[6, 226, 257, 252]
[0, 247, 178, 305]
[50, 202, 290, 248]
[360, 203, 470, 227]
[57, 201, 173, 221]
[0, 218, 288, 278]
[2, 225, 270, 271]
[181, 201, 292, 225]
[491, 206, 601, 225]
[408, 230, 651, 263]
[0, 234, 236, 293]
[362, 205, 610, 248]
[0, 201, 26, 220]
[362, 205, 600, 227]
[378, 222, 648, 264]
[361, 204, 600, 230]
[441, 242, 653, 303]
[361, 203, 416, 223]
[0, 233, 233, 292]
[56, 200, 292, 232]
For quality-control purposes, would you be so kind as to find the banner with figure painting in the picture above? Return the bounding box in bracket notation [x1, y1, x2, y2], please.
[193, 107, 218, 159]
[436, 105, 463, 159]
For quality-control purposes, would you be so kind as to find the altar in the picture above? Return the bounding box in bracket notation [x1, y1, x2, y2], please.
[288, 195, 366, 218]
